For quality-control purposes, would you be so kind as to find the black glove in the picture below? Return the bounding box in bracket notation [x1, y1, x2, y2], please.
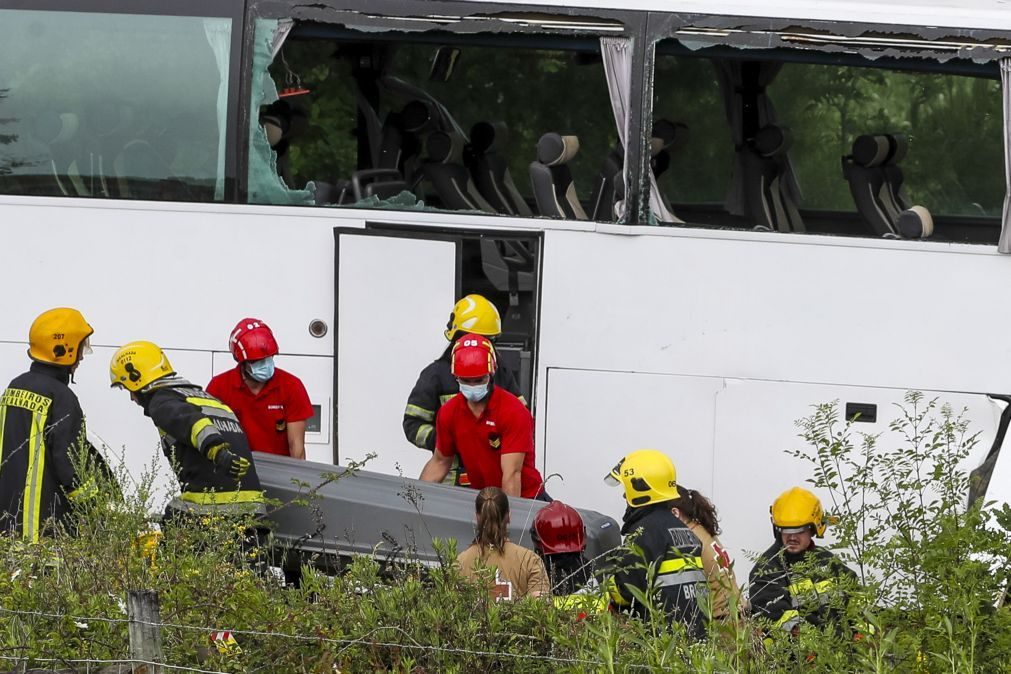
[206, 441, 250, 479]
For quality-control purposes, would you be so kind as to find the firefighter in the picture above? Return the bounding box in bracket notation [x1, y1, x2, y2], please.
[109, 341, 266, 527]
[604, 449, 708, 639]
[749, 486, 858, 636]
[419, 334, 545, 499]
[207, 318, 312, 460]
[669, 485, 744, 621]
[531, 501, 593, 595]
[403, 294, 524, 486]
[0, 308, 96, 542]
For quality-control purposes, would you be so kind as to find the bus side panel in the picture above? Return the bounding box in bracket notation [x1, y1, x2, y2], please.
[541, 367, 723, 528]
[534, 229, 1010, 396]
[0, 201, 338, 357]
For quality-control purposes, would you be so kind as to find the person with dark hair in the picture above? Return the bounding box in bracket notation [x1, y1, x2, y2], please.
[405, 294, 525, 487]
[420, 334, 544, 499]
[531, 501, 593, 596]
[603, 449, 708, 639]
[456, 487, 549, 600]
[670, 486, 744, 621]
[749, 487, 858, 636]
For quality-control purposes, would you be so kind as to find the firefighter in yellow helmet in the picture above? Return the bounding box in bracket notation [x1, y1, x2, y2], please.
[109, 342, 265, 524]
[749, 487, 858, 636]
[603, 449, 708, 639]
[0, 308, 96, 542]
[402, 294, 525, 486]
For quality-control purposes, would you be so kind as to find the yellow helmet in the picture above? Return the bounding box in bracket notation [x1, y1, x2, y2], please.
[604, 449, 679, 508]
[771, 487, 828, 538]
[28, 308, 94, 366]
[109, 341, 174, 392]
[444, 294, 502, 341]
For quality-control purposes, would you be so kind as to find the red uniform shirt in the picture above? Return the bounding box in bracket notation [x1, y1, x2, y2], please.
[206, 366, 313, 456]
[435, 387, 543, 498]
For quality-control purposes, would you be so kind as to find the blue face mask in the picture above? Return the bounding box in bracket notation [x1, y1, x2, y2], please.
[246, 356, 275, 382]
[459, 382, 489, 402]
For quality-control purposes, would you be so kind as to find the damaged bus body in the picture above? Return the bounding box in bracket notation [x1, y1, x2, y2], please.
[2, 0, 1011, 570]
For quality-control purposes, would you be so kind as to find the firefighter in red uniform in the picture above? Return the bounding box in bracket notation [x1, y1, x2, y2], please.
[419, 333, 545, 499]
[0, 308, 96, 542]
[207, 318, 312, 459]
[404, 294, 525, 486]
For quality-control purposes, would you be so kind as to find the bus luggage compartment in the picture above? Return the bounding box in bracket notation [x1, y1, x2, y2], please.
[256, 453, 621, 568]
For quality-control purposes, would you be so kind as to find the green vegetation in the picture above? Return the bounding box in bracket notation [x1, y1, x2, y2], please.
[2, 393, 1009, 672]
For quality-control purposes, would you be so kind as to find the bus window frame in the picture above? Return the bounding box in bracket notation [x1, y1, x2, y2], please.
[0, 0, 246, 203]
[243, 0, 656, 224]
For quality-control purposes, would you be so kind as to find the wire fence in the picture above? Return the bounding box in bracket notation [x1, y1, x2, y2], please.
[0, 604, 654, 673]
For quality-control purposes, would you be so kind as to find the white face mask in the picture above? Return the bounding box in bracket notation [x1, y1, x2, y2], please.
[459, 382, 489, 402]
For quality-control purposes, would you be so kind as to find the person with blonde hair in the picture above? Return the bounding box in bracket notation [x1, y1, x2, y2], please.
[456, 487, 549, 600]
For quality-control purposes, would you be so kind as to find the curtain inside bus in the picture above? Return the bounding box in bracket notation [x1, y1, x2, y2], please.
[1000, 58, 1011, 254]
[712, 61, 802, 218]
[599, 37, 679, 225]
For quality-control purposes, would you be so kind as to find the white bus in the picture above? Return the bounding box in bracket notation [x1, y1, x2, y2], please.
[2, 0, 1011, 569]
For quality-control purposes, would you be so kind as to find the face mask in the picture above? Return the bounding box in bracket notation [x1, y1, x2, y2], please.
[246, 356, 275, 382]
[459, 382, 489, 402]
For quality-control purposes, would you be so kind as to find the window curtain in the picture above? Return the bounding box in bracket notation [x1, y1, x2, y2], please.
[713, 60, 802, 216]
[999, 58, 1011, 253]
[202, 18, 232, 201]
[600, 36, 678, 224]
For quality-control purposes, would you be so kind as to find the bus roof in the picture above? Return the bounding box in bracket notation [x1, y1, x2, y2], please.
[457, 0, 1011, 33]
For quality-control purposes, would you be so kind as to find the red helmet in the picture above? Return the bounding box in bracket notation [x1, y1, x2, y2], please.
[533, 501, 586, 555]
[451, 333, 497, 378]
[229, 318, 279, 363]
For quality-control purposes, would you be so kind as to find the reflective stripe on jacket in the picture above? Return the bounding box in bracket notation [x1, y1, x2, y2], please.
[748, 540, 858, 632]
[0, 362, 87, 542]
[142, 377, 263, 501]
[605, 503, 709, 639]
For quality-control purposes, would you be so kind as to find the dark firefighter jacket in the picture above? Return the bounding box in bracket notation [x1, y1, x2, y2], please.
[403, 351, 524, 452]
[0, 362, 90, 542]
[140, 377, 262, 506]
[749, 540, 858, 633]
[606, 503, 708, 639]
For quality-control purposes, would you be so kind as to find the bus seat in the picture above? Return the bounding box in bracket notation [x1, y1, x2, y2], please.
[530, 132, 587, 220]
[480, 238, 536, 294]
[651, 119, 688, 181]
[469, 121, 532, 216]
[740, 124, 804, 233]
[351, 168, 409, 201]
[30, 112, 83, 197]
[843, 133, 931, 238]
[587, 146, 623, 221]
[422, 131, 493, 212]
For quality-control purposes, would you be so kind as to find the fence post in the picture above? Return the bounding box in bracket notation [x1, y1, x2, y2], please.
[126, 589, 163, 674]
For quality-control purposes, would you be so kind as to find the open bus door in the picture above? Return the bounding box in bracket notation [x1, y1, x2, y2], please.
[333, 224, 541, 478]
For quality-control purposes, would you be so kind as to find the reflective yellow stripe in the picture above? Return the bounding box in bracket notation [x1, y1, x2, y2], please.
[405, 404, 434, 422]
[775, 608, 801, 628]
[68, 477, 98, 501]
[554, 593, 609, 613]
[415, 424, 434, 448]
[439, 394, 455, 404]
[518, 395, 528, 407]
[606, 575, 629, 606]
[185, 397, 234, 413]
[658, 556, 704, 575]
[0, 405, 7, 467]
[190, 418, 215, 449]
[23, 410, 47, 543]
[180, 490, 264, 505]
[788, 578, 836, 596]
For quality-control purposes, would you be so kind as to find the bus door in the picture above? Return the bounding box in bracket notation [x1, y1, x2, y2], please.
[334, 224, 541, 477]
